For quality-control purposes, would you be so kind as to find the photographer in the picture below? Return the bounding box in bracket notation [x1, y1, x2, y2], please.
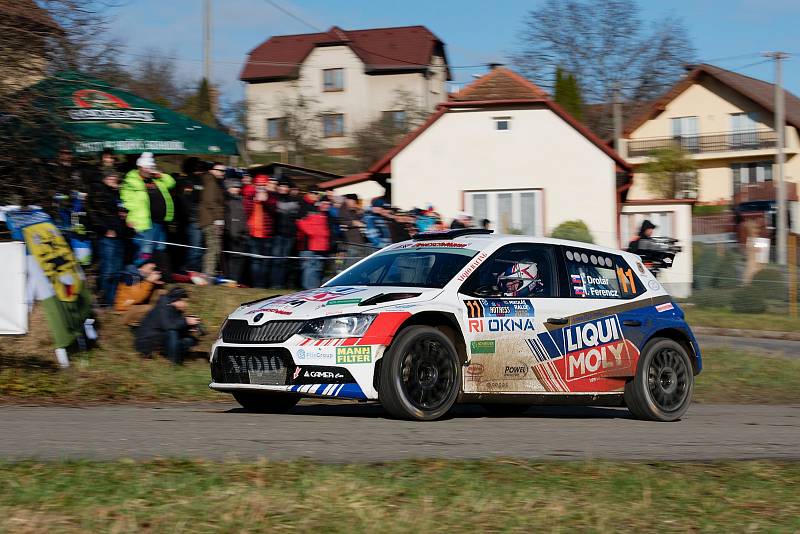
[628, 220, 656, 254]
[135, 287, 200, 365]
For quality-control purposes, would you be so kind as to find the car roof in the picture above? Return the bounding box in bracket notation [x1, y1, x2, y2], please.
[394, 232, 631, 256]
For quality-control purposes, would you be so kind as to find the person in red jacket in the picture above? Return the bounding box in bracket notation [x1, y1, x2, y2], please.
[243, 174, 277, 288]
[296, 197, 331, 289]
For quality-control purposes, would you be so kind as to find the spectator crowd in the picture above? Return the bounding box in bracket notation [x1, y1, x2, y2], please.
[48, 148, 488, 299]
[19, 148, 492, 364]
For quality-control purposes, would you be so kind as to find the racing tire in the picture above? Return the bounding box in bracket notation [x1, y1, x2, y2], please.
[481, 404, 531, 416]
[379, 325, 461, 421]
[624, 338, 694, 422]
[232, 391, 300, 413]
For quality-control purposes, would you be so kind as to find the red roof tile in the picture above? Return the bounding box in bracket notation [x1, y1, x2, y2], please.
[451, 67, 548, 101]
[241, 25, 449, 82]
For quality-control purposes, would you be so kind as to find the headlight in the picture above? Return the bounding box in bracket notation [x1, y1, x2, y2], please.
[216, 319, 228, 340]
[301, 314, 375, 339]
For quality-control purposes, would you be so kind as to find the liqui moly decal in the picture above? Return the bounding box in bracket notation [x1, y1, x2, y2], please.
[558, 316, 633, 381]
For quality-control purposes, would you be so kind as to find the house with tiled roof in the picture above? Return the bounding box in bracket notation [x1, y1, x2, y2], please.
[623, 63, 800, 207]
[241, 25, 450, 154]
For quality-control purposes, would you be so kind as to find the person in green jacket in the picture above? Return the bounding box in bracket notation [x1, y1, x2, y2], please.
[120, 152, 176, 265]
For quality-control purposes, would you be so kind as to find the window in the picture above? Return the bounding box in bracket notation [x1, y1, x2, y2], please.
[322, 68, 344, 91]
[382, 110, 406, 129]
[494, 117, 511, 131]
[730, 112, 760, 148]
[464, 189, 543, 236]
[461, 243, 557, 298]
[732, 161, 773, 193]
[266, 117, 285, 140]
[671, 116, 699, 152]
[326, 248, 477, 289]
[564, 247, 643, 300]
[322, 114, 345, 137]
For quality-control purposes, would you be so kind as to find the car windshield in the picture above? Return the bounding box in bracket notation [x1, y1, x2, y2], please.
[325, 246, 478, 289]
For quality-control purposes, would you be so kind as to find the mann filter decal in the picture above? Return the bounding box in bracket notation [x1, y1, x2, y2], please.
[336, 346, 372, 364]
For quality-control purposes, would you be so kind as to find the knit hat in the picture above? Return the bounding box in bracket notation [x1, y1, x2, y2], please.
[166, 287, 189, 303]
[136, 152, 156, 169]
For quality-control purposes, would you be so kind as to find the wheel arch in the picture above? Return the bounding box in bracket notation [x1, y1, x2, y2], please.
[645, 328, 701, 375]
[372, 311, 468, 394]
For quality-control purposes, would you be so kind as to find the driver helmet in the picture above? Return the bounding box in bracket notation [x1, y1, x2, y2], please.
[497, 262, 543, 297]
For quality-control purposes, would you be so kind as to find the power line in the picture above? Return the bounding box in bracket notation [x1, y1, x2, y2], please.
[263, 0, 322, 33]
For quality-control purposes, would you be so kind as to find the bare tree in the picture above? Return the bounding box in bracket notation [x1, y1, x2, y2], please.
[259, 87, 322, 166]
[351, 90, 431, 170]
[512, 0, 695, 137]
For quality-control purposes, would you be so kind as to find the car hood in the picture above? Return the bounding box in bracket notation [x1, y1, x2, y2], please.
[228, 286, 442, 324]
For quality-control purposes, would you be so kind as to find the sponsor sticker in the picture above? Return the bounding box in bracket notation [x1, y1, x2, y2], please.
[655, 302, 674, 313]
[326, 298, 363, 306]
[561, 316, 632, 381]
[470, 340, 496, 354]
[468, 317, 535, 333]
[465, 363, 484, 380]
[335, 346, 372, 364]
[504, 363, 529, 378]
[465, 299, 534, 318]
[456, 250, 489, 282]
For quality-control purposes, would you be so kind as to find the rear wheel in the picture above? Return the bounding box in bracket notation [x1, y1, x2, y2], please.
[232, 391, 300, 413]
[379, 326, 461, 421]
[624, 338, 694, 422]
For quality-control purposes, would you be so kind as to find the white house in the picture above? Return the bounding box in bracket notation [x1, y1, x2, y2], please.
[322, 67, 694, 296]
[241, 25, 450, 154]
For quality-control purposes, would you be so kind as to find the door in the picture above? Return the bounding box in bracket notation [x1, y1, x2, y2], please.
[546, 245, 649, 392]
[457, 242, 565, 393]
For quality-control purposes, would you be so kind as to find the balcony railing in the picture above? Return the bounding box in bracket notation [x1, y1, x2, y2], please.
[627, 130, 777, 157]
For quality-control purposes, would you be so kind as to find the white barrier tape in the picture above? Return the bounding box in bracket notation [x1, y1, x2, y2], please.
[133, 237, 372, 260]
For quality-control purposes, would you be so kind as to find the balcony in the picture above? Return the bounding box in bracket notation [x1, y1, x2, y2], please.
[627, 130, 777, 158]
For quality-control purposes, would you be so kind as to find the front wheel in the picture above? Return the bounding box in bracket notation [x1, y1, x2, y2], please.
[232, 391, 300, 413]
[624, 338, 694, 422]
[379, 326, 461, 421]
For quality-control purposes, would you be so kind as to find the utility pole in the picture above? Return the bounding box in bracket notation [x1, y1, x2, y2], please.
[203, 0, 212, 83]
[612, 82, 624, 156]
[765, 51, 789, 265]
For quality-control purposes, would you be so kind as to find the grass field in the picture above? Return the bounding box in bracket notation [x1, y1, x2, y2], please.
[0, 459, 797, 532]
[2, 285, 800, 404]
[683, 306, 800, 333]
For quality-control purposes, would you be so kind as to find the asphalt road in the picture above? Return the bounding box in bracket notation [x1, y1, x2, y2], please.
[697, 334, 800, 357]
[0, 402, 797, 462]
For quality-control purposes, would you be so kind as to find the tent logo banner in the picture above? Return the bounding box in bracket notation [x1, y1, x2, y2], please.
[67, 89, 157, 123]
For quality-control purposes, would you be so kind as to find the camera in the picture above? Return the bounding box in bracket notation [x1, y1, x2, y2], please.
[636, 237, 682, 275]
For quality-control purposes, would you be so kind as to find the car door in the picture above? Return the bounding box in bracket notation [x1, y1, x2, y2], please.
[457, 242, 565, 394]
[540, 245, 649, 393]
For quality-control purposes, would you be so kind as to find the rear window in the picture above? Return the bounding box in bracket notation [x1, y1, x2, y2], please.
[325, 247, 478, 289]
[564, 247, 643, 299]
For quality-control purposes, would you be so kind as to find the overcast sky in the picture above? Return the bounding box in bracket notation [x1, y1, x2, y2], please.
[108, 0, 800, 104]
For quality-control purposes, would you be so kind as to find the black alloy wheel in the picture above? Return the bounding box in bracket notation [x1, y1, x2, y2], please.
[380, 326, 461, 421]
[624, 337, 694, 422]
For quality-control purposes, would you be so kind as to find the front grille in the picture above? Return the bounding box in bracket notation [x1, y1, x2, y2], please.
[221, 319, 305, 344]
[211, 347, 293, 385]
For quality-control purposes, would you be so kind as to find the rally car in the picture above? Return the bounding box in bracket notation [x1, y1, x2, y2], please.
[210, 229, 701, 421]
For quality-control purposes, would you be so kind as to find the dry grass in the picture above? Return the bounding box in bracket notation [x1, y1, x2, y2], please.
[0, 459, 798, 532]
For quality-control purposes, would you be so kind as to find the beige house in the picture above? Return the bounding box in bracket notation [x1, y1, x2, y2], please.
[622, 63, 800, 205]
[241, 25, 450, 155]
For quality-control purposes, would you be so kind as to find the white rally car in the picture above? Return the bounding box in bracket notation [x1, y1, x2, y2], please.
[210, 229, 701, 421]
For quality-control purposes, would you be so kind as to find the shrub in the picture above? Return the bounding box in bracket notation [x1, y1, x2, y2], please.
[551, 220, 593, 243]
[692, 288, 733, 309]
[752, 266, 786, 299]
[731, 285, 767, 314]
